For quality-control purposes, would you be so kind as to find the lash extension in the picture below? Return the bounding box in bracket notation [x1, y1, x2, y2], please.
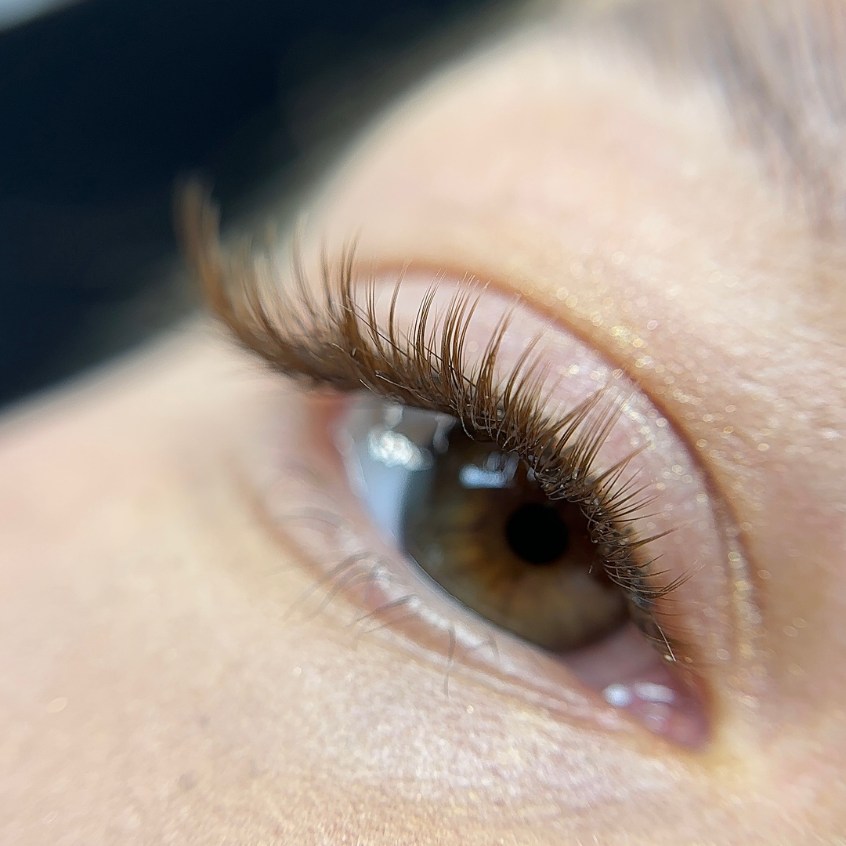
[182, 189, 688, 663]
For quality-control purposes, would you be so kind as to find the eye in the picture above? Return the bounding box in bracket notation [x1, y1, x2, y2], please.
[184, 199, 731, 751]
[335, 387, 710, 748]
[343, 403, 629, 652]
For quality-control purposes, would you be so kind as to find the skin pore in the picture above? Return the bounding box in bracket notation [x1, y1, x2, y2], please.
[2, 1, 845, 843]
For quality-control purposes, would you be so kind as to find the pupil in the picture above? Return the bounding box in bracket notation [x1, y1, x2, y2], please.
[504, 502, 570, 565]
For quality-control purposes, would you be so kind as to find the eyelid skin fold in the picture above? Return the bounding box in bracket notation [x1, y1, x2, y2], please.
[184, 191, 738, 747]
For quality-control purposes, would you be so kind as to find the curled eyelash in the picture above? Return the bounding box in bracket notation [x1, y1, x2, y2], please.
[182, 189, 686, 662]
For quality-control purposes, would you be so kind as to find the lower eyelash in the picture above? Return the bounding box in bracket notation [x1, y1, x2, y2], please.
[183, 190, 689, 665]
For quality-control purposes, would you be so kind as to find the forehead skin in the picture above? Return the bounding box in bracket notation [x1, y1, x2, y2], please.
[2, 4, 846, 845]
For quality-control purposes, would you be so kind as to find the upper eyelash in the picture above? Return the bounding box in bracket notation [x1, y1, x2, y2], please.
[182, 189, 687, 662]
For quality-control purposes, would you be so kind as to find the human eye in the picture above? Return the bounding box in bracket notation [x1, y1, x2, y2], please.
[184, 194, 736, 750]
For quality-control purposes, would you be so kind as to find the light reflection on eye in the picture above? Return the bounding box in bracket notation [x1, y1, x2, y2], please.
[341, 403, 449, 540]
[366, 429, 432, 472]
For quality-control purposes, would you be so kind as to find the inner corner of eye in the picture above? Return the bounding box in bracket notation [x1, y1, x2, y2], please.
[331, 396, 709, 748]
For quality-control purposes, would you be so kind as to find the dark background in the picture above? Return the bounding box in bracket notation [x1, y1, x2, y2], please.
[0, 0, 495, 407]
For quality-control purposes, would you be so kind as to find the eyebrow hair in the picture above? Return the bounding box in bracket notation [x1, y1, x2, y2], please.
[598, 0, 846, 232]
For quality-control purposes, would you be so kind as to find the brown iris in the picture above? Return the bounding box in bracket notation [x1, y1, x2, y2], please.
[402, 427, 626, 651]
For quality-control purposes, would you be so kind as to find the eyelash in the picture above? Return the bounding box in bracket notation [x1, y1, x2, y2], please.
[183, 190, 687, 664]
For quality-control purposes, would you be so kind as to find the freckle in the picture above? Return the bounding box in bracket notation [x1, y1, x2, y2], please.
[757, 443, 770, 452]
[178, 772, 198, 791]
[695, 438, 708, 449]
[757, 569, 772, 581]
[696, 493, 708, 504]
[465, 705, 475, 715]
[555, 287, 569, 301]
[46, 697, 67, 714]
[702, 413, 715, 423]
[723, 426, 734, 435]
[725, 404, 737, 413]
[292, 666, 303, 677]
[655, 417, 668, 428]
[671, 464, 684, 475]
[646, 319, 659, 331]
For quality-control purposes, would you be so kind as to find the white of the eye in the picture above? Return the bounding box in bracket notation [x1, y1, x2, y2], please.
[337, 400, 451, 541]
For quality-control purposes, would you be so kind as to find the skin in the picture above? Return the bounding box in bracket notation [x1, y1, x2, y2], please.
[2, 4, 845, 843]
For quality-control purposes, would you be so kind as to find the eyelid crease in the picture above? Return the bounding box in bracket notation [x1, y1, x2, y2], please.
[183, 190, 701, 668]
